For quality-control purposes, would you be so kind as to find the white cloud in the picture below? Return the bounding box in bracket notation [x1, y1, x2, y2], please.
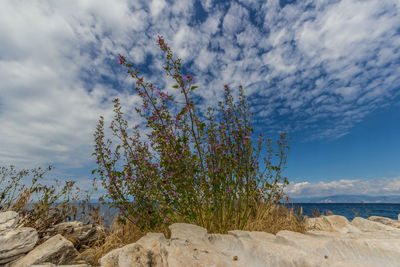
[149, 0, 166, 17]
[196, 47, 216, 71]
[200, 12, 221, 35]
[285, 177, 400, 198]
[222, 2, 249, 34]
[200, 0, 214, 12]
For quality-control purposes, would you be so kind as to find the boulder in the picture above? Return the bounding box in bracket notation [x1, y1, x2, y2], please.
[304, 215, 361, 233]
[100, 242, 168, 267]
[0, 227, 38, 264]
[9, 234, 79, 267]
[99, 220, 400, 267]
[0, 211, 19, 232]
[52, 221, 106, 246]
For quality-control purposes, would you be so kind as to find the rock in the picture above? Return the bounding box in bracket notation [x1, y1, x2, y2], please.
[99, 248, 120, 267]
[351, 217, 400, 232]
[0, 211, 19, 232]
[305, 215, 361, 233]
[99, 219, 400, 267]
[0, 227, 38, 264]
[10, 234, 79, 267]
[52, 221, 106, 246]
[31, 264, 91, 267]
[101, 242, 168, 267]
[367, 216, 400, 229]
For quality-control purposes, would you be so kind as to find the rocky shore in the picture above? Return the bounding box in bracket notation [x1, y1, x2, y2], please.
[1, 210, 400, 267]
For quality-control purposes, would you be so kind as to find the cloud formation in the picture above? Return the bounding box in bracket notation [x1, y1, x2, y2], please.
[0, 0, 399, 197]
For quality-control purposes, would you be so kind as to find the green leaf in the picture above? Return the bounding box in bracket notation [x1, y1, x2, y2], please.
[190, 86, 198, 91]
[172, 84, 179, 88]
[91, 169, 97, 175]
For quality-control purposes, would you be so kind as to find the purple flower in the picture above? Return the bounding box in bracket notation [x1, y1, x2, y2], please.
[117, 54, 123, 65]
[184, 74, 194, 83]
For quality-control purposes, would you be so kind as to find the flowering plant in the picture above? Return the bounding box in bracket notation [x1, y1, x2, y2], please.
[92, 36, 290, 233]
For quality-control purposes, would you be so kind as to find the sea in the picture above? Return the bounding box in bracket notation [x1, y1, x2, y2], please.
[287, 203, 400, 221]
[73, 202, 400, 227]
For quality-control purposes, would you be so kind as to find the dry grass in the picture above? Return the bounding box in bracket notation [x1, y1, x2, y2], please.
[310, 207, 334, 218]
[240, 200, 307, 235]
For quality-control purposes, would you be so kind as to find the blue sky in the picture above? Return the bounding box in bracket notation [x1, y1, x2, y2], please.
[1, 0, 400, 200]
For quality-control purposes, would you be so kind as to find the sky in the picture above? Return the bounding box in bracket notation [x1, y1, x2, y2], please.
[1, 0, 400, 201]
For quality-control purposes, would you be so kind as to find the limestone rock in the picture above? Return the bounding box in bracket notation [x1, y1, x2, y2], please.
[52, 221, 106, 246]
[0, 227, 38, 264]
[31, 264, 91, 267]
[351, 217, 400, 232]
[100, 220, 400, 267]
[10, 234, 79, 267]
[101, 242, 168, 267]
[304, 215, 361, 233]
[368, 216, 400, 229]
[0, 211, 19, 232]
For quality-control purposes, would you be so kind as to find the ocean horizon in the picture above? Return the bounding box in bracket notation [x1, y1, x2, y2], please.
[66, 201, 400, 227]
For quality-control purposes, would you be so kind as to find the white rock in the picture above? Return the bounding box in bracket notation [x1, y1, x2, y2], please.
[368, 216, 400, 229]
[351, 217, 400, 232]
[0, 211, 19, 232]
[10, 234, 78, 267]
[101, 220, 400, 267]
[305, 215, 361, 233]
[99, 247, 120, 267]
[30, 264, 56, 267]
[31, 264, 91, 267]
[0, 227, 38, 264]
